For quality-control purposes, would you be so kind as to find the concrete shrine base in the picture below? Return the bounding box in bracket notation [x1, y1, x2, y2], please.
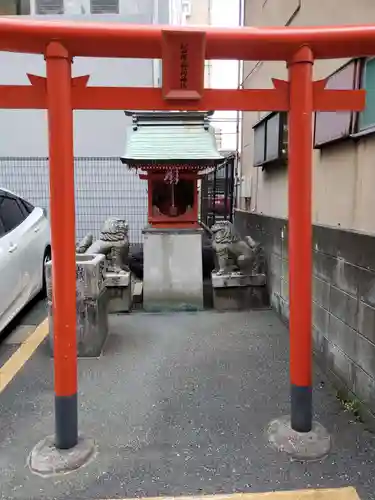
[142, 227, 204, 312]
[46, 253, 109, 358]
[211, 271, 269, 311]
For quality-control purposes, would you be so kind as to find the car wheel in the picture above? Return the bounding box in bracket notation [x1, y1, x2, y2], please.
[42, 248, 51, 297]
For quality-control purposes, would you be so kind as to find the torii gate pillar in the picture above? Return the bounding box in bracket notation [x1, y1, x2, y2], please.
[45, 42, 78, 451]
[267, 47, 331, 462]
[288, 47, 315, 434]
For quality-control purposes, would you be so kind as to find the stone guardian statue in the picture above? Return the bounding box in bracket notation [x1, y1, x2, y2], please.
[210, 220, 265, 276]
[76, 217, 130, 274]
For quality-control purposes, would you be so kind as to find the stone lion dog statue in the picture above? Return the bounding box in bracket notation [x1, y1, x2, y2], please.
[210, 220, 265, 276]
[76, 217, 130, 274]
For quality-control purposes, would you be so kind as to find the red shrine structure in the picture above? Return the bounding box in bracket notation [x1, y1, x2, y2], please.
[121, 110, 224, 229]
[0, 16, 370, 455]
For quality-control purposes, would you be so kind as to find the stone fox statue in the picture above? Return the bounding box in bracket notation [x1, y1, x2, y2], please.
[210, 220, 265, 276]
[76, 217, 130, 274]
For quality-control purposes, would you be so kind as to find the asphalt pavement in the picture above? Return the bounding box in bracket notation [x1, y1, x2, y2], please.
[0, 295, 47, 365]
[0, 309, 374, 500]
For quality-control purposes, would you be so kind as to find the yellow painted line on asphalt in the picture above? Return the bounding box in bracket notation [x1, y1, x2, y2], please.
[0, 318, 49, 393]
[110, 489, 360, 500]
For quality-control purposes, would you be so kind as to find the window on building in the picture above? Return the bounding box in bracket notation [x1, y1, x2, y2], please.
[314, 60, 360, 148]
[36, 0, 64, 14]
[90, 0, 119, 14]
[314, 57, 375, 148]
[253, 112, 288, 168]
[358, 58, 375, 132]
[0, 0, 30, 15]
[252, 58, 375, 161]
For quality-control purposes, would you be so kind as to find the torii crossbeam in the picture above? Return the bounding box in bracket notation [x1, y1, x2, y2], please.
[0, 17, 368, 453]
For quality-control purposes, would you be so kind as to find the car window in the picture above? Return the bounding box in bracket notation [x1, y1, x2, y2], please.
[0, 196, 27, 234]
[19, 198, 34, 216]
[0, 218, 5, 239]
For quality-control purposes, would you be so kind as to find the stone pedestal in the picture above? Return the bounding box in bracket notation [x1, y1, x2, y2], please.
[143, 227, 204, 312]
[46, 253, 109, 358]
[104, 271, 133, 313]
[211, 272, 269, 311]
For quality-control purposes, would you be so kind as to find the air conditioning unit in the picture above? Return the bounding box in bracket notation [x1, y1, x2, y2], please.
[182, 0, 191, 17]
[34, 0, 64, 14]
[241, 176, 252, 199]
[32, 0, 120, 15]
[90, 0, 119, 14]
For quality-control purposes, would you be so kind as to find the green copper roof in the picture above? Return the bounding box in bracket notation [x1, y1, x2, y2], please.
[121, 111, 224, 165]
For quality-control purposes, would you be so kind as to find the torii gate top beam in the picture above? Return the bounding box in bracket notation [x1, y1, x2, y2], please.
[1, 18, 375, 60]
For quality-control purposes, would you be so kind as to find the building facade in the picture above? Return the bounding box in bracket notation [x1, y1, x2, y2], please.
[179, 0, 212, 88]
[237, 0, 375, 420]
[0, 0, 170, 243]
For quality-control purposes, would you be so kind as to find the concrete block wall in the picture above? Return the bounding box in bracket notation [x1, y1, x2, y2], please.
[234, 210, 375, 417]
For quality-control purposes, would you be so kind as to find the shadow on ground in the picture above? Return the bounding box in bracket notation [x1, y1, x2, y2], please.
[0, 310, 374, 500]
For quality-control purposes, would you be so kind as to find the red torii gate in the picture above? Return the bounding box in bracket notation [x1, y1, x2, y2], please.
[0, 18, 369, 452]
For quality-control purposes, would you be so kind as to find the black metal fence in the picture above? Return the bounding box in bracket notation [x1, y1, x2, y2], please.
[0, 157, 147, 244]
[200, 154, 235, 228]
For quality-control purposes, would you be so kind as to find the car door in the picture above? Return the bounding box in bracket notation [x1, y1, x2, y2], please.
[16, 198, 49, 296]
[0, 194, 26, 327]
[0, 193, 45, 302]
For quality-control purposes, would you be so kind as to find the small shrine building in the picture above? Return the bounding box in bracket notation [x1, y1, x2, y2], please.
[121, 110, 224, 311]
[121, 110, 224, 229]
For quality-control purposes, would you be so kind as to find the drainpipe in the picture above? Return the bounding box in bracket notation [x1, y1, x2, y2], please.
[207, 0, 212, 87]
[152, 0, 160, 87]
[235, 0, 245, 207]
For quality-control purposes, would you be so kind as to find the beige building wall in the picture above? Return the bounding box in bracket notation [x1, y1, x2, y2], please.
[186, 0, 211, 24]
[241, 0, 375, 235]
[183, 0, 213, 87]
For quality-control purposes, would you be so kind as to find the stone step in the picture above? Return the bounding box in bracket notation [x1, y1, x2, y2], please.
[132, 280, 143, 305]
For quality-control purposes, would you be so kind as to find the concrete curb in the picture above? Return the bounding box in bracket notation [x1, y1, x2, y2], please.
[28, 435, 95, 477]
[267, 415, 331, 461]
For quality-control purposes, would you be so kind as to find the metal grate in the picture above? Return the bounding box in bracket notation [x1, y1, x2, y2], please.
[35, 0, 64, 14]
[0, 157, 147, 245]
[90, 0, 119, 14]
[200, 156, 235, 228]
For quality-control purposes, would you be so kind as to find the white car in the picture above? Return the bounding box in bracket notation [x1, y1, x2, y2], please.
[0, 188, 51, 333]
